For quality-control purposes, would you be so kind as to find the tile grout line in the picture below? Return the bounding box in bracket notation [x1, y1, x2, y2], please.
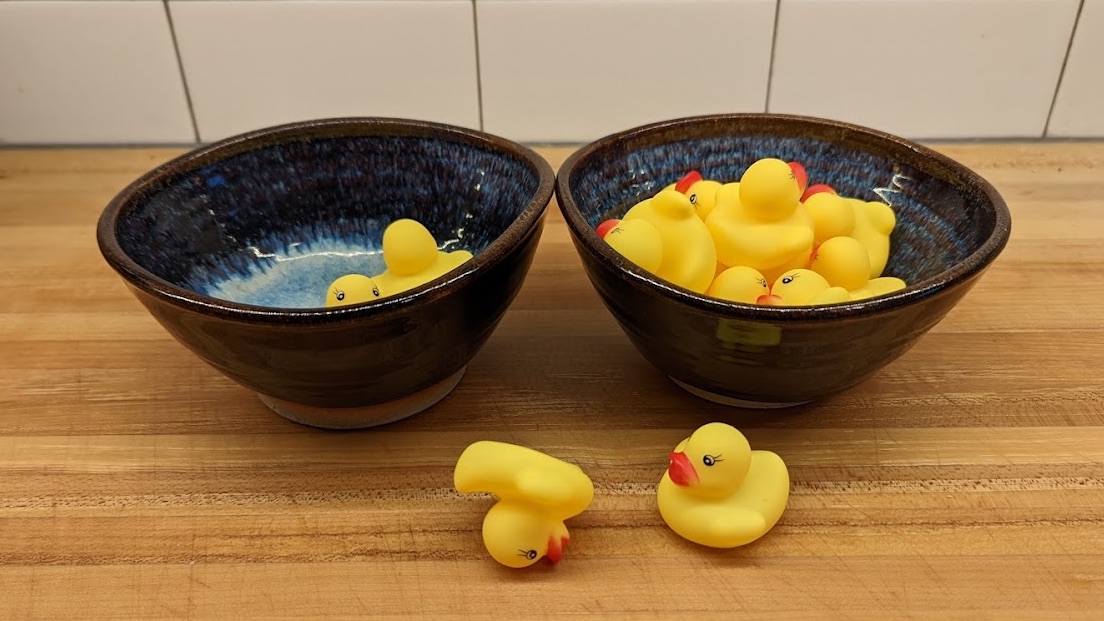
[1043, 0, 1085, 138]
[471, 0, 485, 132]
[763, 0, 782, 113]
[162, 0, 200, 144]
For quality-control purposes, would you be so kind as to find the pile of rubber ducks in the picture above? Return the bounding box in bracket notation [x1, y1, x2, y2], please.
[325, 218, 472, 307]
[596, 157, 907, 306]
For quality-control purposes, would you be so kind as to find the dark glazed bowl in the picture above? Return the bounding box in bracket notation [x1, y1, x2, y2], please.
[98, 118, 554, 428]
[556, 114, 1011, 407]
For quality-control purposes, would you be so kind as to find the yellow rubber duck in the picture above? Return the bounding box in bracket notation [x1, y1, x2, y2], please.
[759, 268, 851, 306]
[622, 189, 717, 294]
[372, 218, 473, 297]
[705, 158, 814, 284]
[802, 191, 856, 246]
[657, 422, 789, 548]
[707, 265, 769, 304]
[600, 218, 664, 274]
[810, 236, 906, 301]
[325, 274, 381, 307]
[663, 171, 725, 221]
[454, 441, 594, 568]
[848, 198, 897, 278]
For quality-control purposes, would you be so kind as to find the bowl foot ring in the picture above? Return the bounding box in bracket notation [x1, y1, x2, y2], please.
[258, 366, 467, 429]
[669, 377, 810, 409]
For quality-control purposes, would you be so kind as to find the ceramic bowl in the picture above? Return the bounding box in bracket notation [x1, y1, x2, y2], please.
[98, 118, 554, 428]
[556, 113, 1011, 408]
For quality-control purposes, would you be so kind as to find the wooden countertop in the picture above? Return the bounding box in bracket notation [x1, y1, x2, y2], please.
[1, 143, 1102, 619]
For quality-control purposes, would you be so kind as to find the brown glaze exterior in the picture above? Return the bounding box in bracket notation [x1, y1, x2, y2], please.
[556, 114, 1012, 405]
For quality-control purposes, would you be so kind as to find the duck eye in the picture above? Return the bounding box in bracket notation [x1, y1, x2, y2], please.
[371, 287, 380, 297]
[335, 291, 345, 301]
[689, 194, 697, 204]
[703, 455, 716, 467]
[526, 549, 537, 560]
[781, 276, 794, 284]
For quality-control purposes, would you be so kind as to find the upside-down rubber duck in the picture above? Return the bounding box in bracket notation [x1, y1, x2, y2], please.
[705, 158, 814, 284]
[657, 422, 790, 548]
[454, 441, 594, 568]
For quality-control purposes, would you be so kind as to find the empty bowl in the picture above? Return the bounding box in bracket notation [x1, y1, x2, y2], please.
[556, 113, 1011, 407]
[98, 118, 554, 428]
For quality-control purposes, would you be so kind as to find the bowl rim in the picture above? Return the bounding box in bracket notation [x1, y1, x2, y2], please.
[97, 117, 556, 325]
[555, 112, 1012, 322]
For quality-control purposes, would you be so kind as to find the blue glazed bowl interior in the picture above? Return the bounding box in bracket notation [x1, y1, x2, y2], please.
[571, 134, 996, 287]
[116, 132, 539, 308]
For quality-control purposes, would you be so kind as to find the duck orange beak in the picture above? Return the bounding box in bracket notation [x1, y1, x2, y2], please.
[546, 534, 568, 564]
[757, 294, 782, 306]
[675, 170, 703, 194]
[667, 451, 700, 487]
[787, 162, 808, 195]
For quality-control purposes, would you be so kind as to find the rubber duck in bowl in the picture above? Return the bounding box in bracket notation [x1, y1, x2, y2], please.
[658, 422, 790, 548]
[326, 218, 472, 307]
[454, 441, 595, 568]
[705, 158, 815, 284]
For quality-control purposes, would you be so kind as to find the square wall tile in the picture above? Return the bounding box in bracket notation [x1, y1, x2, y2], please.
[477, 0, 776, 144]
[0, 1, 194, 144]
[1049, 0, 1104, 137]
[170, 0, 480, 143]
[769, 0, 1080, 139]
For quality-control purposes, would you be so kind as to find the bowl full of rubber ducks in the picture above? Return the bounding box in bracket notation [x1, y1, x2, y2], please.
[556, 113, 1011, 408]
[98, 117, 555, 428]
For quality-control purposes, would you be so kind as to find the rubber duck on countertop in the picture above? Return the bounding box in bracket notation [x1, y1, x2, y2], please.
[372, 218, 473, 297]
[810, 236, 906, 301]
[657, 422, 790, 548]
[619, 189, 718, 293]
[705, 158, 814, 284]
[759, 269, 851, 307]
[454, 441, 595, 568]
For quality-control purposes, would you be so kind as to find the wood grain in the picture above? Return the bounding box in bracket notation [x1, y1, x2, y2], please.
[0, 143, 1102, 619]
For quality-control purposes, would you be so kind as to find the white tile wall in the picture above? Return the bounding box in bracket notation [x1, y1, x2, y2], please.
[169, 0, 480, 143]
[769, 0, 1081, 140]
[476, 0, 776, 143]
[0, 0, 194, 144]
[0, 0, 1100, 144]
[1049, 0, 1104, 137]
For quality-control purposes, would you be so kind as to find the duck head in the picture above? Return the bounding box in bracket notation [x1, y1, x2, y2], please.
[650, 189, 696, 220]
[667, 422, 752, 498]
[326, 274, 381, 307]
[482, 503, 570, 568]
[738, 158, 802, 221]
[675, 170, 724, 221]
[708, 265, 769, 304]
[810, 236, 871, 291]
[758, 269, 830, 306]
